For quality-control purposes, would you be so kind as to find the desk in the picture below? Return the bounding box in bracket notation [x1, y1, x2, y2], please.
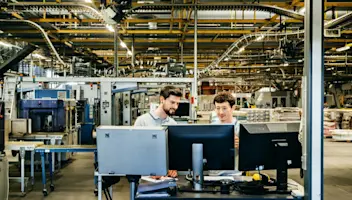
[136, 193, 296, 200]
[6, 141, 44, 196]
[98, 175, 303, 200]
[95, 171, 124, 200]
[35, 145, 97, 196]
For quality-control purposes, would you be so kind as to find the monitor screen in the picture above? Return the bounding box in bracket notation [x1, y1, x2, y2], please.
[167, 124, 235, 171]
[174, 102, 190, 117]
[238, 122, 302, 171]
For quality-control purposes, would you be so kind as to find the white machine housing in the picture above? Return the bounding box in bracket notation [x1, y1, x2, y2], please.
[0, 154, 8, 200]
[96, 126, 168, 176]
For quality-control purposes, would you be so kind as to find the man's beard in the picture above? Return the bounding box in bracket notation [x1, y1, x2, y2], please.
[163, 105, 176, 116]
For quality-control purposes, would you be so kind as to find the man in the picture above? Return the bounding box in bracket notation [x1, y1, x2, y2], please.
[213, 92, 239, 149]
[134, 85, 182, 178]
[134, 85, 182, 126]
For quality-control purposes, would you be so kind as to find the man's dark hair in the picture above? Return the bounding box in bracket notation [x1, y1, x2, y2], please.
[160, 86, 182, 99]
[213, 92, 236, 107]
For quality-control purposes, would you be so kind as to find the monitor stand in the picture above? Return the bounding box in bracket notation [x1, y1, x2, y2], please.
[127, 175, 141, 200]
[179, 143, 216, 193]
[273, 141, 291, 194]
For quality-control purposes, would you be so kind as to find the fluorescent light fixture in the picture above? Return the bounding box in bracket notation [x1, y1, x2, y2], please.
[298, 59, 303, 63]
[299, 7, 305, 14]
[85, 0, 92, 2]
[336, 46, 350, 52]
[127, 50, 132, 55]
[33, 53, 46, 59]
[224, 57, 229, 61]
[283, 63, 289, 67]
[120, 41, 127, 48]
[0, 41, 12, 48]
[255, 35, 265, 41]
[106, 24, 115, 32]
[137, 1, 154, 3]
[237, 47, 245, 53]
[67, 82, 78, 85]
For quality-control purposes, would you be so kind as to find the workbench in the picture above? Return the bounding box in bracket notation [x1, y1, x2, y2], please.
[10, 132, 68, 171]
[35, 145, 97, 196]
[5, 141, 43, 196]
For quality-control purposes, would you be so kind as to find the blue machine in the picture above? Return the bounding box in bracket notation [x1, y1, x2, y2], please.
[18, 100, 66, 132]
[34, 89, 70, 99]
[77, 100, 95, 145]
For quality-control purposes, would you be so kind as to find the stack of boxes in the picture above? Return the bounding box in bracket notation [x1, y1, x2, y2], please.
[246, 109, 271, 122]
[341, 113, 352, 129]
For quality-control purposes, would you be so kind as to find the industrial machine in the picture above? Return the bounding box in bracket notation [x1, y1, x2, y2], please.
[16, 99, 77, 161]
[18, 99, 66, 132]
[34, 89, 70, 99]
[77, 99, 99, 144]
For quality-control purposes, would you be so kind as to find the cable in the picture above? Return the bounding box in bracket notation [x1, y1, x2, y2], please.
[106, 188, 113, 200]
[103, 189, 109, 200]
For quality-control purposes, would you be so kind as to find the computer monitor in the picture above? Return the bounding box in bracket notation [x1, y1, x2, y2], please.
[174, 101, 190, 117]
[238, 121, 302, 193]
[168, 124, 235, 191]
[168, 124, 235, 171]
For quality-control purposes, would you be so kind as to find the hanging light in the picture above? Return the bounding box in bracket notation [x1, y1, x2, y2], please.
[106, 24, 115, 32]
[120, 41, 127, 48]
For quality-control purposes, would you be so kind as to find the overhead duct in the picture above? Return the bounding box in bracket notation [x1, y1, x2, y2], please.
[0, 19, 66, 67]
[206, 30, 305, 70]
[207, 12, 352, 74]
[324, 12, 352, 29]
[7, 2, 103, 19]
[127, 3, 304, 20]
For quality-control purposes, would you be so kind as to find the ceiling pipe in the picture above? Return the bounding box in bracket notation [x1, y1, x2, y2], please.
[324, 12, 352, 29]
[207, 11, 352, 73]
[127, 3, 304, 20]
[7, 3, 103, 19]
[0, 19, 66, 67]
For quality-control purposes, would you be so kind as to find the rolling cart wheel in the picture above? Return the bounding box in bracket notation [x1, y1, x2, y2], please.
[43, 190, 48, 196]
[94, 189, 98, 196]
[50, 185, 55, 192]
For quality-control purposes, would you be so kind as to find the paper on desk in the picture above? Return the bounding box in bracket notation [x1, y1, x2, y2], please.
[137, 193, 170, 198]
[204, 176, 235, 181]
[141, 176, 177, 183]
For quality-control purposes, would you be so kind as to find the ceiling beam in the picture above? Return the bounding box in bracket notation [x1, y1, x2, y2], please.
[29, 18, 102, 23]
[10, 1, 352, 8]
[3, 29, 252, 34]
[14, 38, 352, 44]
[6, 28, 352, 35]
[28, 18, 302, 24]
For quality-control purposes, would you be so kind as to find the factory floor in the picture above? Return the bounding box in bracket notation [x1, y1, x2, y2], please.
[7, 139, 352, 200]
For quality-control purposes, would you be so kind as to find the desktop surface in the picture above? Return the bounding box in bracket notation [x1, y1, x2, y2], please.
[136, 176, 301, 200]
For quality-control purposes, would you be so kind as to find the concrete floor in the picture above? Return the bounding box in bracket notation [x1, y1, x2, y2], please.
[7, 139, 352, 200]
